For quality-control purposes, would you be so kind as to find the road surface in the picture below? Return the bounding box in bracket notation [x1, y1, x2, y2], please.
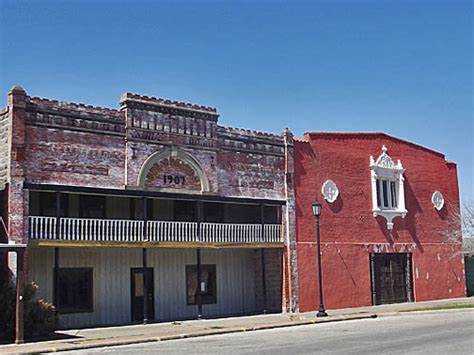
[65, 310, 474, 354]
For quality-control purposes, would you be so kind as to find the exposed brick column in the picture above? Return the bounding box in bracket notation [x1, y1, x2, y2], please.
[283, 128, 298, 312]
[6, 86, 29, 288]
[7, 86, 28, 245]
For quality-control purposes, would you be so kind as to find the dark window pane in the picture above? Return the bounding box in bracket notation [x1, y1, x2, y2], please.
[80, 195, 105, 218]
[382, 180, 389, 207]
[58, 268, 93, 313]
[376, 180, 381, 207]
[31, 192, 69, 217]
[223, 204, 260, 223]
[390, 181, 398, 208]
[174, 200, 196, 221]
[186, 265, 217, 305]
[204, 202, 224, 223]
[264, 206, 281, 224]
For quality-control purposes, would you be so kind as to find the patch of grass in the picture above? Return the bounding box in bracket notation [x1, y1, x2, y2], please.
[289, 314, 300, 321]
[208, 326, 224, 330]
[401, 304, 474, 312]
[171, 321, 182, 325]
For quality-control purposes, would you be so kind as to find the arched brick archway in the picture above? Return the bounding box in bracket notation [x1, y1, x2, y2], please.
[137, 146, 210, 193]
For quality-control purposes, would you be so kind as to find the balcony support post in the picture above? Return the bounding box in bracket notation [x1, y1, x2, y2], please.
[55, 192, 61, 240]
[53, 192, 62, 314]
[53, 247, 60, 311]
[196, 248, 202, 319]
[14, 250, 24, 344]
[260, 204, 267, 314]
[142, 197, 148, 324]
[196, 201, 203, 319]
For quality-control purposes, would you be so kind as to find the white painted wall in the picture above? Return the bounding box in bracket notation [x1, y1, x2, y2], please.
[28, 247, 260, 329]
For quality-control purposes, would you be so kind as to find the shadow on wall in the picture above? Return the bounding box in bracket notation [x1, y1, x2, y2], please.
[397, 177, 424, 253]
[327, 195, 343, 214]
[336, 247, 357, 287]
[373, 177, 425, 252]
[293, 142, 316, 223]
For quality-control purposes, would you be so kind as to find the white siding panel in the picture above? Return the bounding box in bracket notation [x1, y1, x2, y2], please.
[28, 247, 261, 329]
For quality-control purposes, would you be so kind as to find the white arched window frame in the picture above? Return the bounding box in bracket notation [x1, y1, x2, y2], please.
[370, 146, 407, 230]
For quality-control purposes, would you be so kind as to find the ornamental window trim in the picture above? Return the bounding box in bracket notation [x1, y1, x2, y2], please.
[370, 145, 407, 230]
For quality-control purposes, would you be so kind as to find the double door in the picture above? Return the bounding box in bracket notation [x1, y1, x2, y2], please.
[371, 253, 413, 305]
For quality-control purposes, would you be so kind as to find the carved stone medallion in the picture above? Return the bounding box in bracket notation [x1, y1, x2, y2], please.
[321, 180, 339, 203]
[432, 191, 445, 211]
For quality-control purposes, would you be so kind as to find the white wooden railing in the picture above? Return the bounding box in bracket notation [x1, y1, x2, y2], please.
[201, 223, 262, 243]
[147, 221, 198, 243]
[28, 217, 282, 244]
[29, 216, 57, 240]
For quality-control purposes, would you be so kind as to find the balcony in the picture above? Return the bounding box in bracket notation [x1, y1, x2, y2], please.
[28, 216, 282, 245]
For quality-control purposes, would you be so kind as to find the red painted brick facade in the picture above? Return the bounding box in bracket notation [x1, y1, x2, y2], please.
[294, 133, 466, 311]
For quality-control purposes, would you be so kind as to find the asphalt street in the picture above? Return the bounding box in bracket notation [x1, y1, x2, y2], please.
[64, 310, 474, 354]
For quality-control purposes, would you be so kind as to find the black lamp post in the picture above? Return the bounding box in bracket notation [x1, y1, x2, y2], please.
[312, 201, 328, 317]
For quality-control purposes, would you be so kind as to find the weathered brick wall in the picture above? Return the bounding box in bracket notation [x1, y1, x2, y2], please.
[0, 107, 9, 190]
[23, 96, 126, 188]
[7, 87, 28, 244]
[121, 93, 287, 200]
[294, 133, 466, 311]
[24, 127, 126, 188]
[254, 248, 283, 313]
[5, 90, 288, 201]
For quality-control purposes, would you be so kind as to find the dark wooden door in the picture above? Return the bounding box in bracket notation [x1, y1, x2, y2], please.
[131, 268, 155, 321]
[371, 253, 413, 305]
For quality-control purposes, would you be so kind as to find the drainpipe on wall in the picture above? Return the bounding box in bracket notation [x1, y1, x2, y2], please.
[283, 128, 298, 313]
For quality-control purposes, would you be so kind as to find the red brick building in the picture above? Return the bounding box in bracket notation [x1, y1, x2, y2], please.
[0, 86, 466, 328]
[294, 133, 466, 311]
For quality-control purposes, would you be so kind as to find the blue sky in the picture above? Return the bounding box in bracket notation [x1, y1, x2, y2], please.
[0, 0, 472, 201]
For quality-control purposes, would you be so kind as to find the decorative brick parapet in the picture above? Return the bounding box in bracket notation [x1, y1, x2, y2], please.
[217, 126, 285, 156]
[26, 96, 125, 135]
[0, 108, 9, 189]
[120, 92, 219, 120]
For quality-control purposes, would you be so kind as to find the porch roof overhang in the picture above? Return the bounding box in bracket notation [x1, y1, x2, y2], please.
[23, 182, 286, 206]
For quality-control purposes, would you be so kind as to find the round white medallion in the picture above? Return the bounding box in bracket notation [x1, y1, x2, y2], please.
[432, 191, 445, 211]
[321, 180, 339, 203]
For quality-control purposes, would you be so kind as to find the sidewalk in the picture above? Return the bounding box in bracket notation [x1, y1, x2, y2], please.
[1, 297, 472, 354]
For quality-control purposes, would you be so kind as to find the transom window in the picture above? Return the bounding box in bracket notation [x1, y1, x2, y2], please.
[370, 146, 407, 230]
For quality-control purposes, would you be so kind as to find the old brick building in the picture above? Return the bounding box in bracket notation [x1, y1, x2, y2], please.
[294, 133, 466, 311]
[0, 86, 298, 328]
[0, 86, 466, 328]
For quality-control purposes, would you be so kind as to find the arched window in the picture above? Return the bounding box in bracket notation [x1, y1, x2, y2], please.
[370, 145, 407, 230]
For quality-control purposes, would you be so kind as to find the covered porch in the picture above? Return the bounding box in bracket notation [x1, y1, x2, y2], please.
[25, 184, 285, 329]
[28, 246, 283, 329]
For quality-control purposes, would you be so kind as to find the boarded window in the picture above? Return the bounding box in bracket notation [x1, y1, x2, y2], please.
[58, 268, 93, 313]
[186, 265, 217, 305]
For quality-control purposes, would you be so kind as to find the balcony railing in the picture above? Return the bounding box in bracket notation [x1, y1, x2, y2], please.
[29, 217, 282, 244]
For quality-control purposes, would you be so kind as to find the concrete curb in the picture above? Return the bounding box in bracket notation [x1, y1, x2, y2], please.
[3, 313, 377, 354]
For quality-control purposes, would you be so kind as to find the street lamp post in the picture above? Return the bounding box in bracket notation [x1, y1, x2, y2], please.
[312, 201, 328, 317]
